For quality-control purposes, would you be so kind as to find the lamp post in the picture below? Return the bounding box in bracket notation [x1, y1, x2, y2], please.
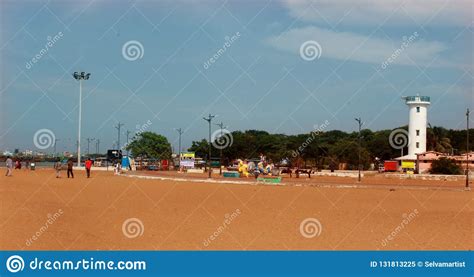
[53, 138, 60, 157]
[86, 137, 95, 156]
[126, 130, 132, 156]
[214, 122, 227, 175]
[175, 128, 184, 157]
[203, 114, 215, 178]
[96, 139, 100, 154]
[355, 117, 363, 182]
[73, 71, 91, 166]
[115, 122, 125, 150]
[175, 128, 184, 170]
[466, 108, 470, 189]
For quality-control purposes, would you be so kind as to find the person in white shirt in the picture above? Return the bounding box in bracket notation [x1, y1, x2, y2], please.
[5, 156, 13, 176]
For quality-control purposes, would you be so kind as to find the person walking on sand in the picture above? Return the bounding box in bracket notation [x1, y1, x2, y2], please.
[54, 159, 62, 178]
[85, 158, 93, 178]
[67, 159, 74, 178]
[5, 156, 13, 176]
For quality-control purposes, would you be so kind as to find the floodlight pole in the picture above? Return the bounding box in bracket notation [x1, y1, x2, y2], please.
[355, 117, 363, 182]
[203, 114, 215, 178]
[78, 79, 82, 165]
[214, 122, 226, 175]
[73, 71, 90, 166]
[466, 108, 470, 188]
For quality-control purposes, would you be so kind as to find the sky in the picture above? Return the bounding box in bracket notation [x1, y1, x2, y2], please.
[0, 0, 472, 153]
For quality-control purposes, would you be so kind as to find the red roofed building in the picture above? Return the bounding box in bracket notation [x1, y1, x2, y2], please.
[416, 151, 474, 173]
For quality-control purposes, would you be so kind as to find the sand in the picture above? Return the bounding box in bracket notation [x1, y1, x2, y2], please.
[0, 169, 471, 250]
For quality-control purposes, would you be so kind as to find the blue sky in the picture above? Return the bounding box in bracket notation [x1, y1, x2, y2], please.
[0, 0, 472, 153]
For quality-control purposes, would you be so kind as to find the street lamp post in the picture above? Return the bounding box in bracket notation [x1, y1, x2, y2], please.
[53, 138, 60, 157]
[175, 128, 184, 157]
[466, 108, 470, 189]
[214, 122, 227, 175]
[86, 137, 95, 156]
[126, 130, 132, 156]
[96, 139, 100, 154]
[73, 71, 91, 166]
[115, 122, 125, 150]
[203, 114, 215, 178]
[175, 128, 184, 170]
[355, 117, 363, 182]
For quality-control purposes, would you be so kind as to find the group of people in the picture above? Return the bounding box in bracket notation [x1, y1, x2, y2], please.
[4, 156, 93, 178]
[53, 158, 93, 178]
[3, 156, 29, 176]
[237, 154, 278, 178]
[4, 157, 34, 176]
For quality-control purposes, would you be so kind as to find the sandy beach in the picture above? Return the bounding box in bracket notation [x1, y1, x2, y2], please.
[1, 169, 471, 250]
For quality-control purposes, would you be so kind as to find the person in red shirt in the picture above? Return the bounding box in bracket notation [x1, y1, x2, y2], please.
[85, 158, 93, 178]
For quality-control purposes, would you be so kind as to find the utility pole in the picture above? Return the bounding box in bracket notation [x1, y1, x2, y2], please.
[175, 128, 184, 157]
[115, 122, 125, 150]
[214, 122, 227, 175]
[203, 114, 215, 178]
[355, 117, 363, 182]
[96, 139, 100, 154]
[126, 130, 132, 156]
[53, 138, 60, 157]
[86, 138, 95, 155]
[466, 108, 470, 189]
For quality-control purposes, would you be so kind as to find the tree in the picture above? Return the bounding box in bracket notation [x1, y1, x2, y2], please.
[427, 125, 452, 153]
[187, 126, 474, 170]
[125, 131, 171, 159]
[188, 139, 209, 159]
[429, 157, 462, 175]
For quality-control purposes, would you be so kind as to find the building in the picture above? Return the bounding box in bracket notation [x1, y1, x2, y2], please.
[417, 151, 474, 173]
[404, 95, 430, 159]
[395, 95, 431, 171]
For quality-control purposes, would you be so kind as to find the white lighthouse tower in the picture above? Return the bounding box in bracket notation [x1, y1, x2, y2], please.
[402, 95, 430, 159]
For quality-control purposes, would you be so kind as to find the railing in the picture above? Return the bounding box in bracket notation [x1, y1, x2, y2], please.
[405, 96, 430, 102]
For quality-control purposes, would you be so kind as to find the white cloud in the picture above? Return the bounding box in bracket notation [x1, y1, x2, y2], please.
[283, 0, 472, 26]
[265, 26, 447, 67]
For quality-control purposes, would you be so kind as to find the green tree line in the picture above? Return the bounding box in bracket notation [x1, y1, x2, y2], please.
[188, 126, 473, 169]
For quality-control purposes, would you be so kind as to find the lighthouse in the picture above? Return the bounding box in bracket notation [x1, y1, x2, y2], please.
[403, 95, 430, 159]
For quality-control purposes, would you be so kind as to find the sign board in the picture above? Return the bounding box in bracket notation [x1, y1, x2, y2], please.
[180, 152, 195, 168]
[401, 161, 415, 169]
[107, 149, 122, 161]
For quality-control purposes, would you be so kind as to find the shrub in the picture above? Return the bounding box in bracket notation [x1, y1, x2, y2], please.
[429, 157, 462, 175]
